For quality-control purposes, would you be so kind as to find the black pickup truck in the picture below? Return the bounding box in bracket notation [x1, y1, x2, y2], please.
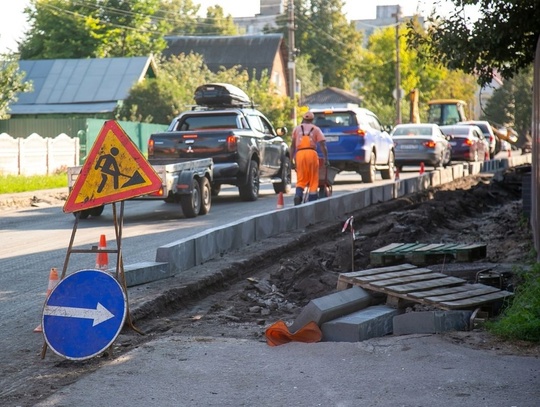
[148, 83, 291, 201]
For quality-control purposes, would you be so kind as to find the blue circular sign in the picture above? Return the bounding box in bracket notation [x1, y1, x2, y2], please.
[42, 269, 127, 360]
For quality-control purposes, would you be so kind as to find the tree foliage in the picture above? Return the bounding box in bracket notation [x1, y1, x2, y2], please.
[20, 0, 104, 59]
[356, 23, 476, 124]
[406, 0, 540, 86]
[194, 6, 238, 35]
[274, 0, 363, 89]
[19, 0, 240, 59]
[482, 67, 533, 144]
[0, 55, 33, 119]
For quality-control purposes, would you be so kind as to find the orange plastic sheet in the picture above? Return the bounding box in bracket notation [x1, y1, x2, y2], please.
[265, 320, 322, 347]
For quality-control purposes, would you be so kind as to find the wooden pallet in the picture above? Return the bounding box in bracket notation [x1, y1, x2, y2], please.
[370, 242, 487, 267]
[337, 264, 513, 311]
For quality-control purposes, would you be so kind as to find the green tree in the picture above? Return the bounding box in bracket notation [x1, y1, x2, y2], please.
[0, 54, 33, 119]
[274, 0, 364, 89]
[92, 0, 169, 57]
[20, 0, 104, 59]
[406, 0, 540, 86]
[482, 66, 533, 146]
[356, 23, 476, 124]
[154, 0, 201, 36]
[295, 54, 321, 103]
[194, 6, 239, 35]
[19, 0, 187, 59]
[116, 53, 211, 124]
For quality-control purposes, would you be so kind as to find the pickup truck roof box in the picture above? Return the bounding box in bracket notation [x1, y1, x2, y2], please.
[194, 83, 251, 107]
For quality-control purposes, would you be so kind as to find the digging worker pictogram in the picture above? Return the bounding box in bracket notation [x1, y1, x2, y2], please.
[95, 147, 122, 193]
[290, 111, 329, 205]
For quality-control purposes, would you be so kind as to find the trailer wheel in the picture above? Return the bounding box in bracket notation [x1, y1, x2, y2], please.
[90, 205, 104, 217]
[199, 177, 211, 215]
[74, 205, 104, 219]
[75, 210, 91, 219]
[211, 184, 221, 197]
[180, 179, 201, 218]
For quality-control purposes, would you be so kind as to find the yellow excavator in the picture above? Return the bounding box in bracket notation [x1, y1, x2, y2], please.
[408, 91, 467, 125]
[409, 90, 518, 144]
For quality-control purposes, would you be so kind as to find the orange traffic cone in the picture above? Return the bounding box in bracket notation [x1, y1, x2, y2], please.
[419, 162, 425, 175]
[96, 234, 109, 270]
[395, 167, 400, 181]
[276, 192, 284, 209]
[34, 268, 60, 333]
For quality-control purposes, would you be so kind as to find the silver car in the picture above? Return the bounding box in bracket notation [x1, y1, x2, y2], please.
[391, 123, 452, 171]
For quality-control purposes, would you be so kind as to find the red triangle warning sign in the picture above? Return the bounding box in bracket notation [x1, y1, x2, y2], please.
[63, 121, 162, 213]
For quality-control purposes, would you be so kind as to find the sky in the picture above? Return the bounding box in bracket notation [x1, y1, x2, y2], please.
[0, 0, 454, 54]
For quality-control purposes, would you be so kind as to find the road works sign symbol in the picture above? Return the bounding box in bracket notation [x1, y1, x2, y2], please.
[42, 269, 127, 360]
[63, 120, 162, 213]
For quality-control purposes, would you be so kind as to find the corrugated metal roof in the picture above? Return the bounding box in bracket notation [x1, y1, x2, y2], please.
[12, 56, 157, 115]
[164, 34, 283, 80]
[8, 102, 118, 115]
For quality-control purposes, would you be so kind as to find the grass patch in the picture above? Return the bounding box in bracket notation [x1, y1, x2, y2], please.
[0, 173, 67, 194]
[487, 264, 540, 342]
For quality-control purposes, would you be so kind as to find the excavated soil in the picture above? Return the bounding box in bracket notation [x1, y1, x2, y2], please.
[3, 167, 540, 406]
[127, 165, 539, 357]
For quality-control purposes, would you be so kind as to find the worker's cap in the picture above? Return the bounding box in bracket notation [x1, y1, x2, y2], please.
[303, 111, 314, 120]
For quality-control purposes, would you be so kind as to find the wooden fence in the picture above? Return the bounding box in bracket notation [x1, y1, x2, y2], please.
[0, 133, 79, 176]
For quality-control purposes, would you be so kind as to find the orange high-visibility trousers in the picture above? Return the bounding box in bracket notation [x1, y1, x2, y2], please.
[295, 148, 319, 194]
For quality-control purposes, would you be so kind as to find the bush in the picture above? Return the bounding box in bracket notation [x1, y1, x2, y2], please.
[487, 263, 540, 342]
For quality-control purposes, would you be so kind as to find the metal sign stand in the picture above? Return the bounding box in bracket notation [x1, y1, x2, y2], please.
[40, 201, 143, 359]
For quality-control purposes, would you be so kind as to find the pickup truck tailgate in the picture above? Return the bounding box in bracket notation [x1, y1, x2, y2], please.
[150, 130, 242, 164]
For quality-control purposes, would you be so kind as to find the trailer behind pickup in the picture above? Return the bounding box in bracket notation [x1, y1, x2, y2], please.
[67, 158, 213, 219]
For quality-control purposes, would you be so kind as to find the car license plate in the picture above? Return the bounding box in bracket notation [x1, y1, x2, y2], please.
[325, 136, 338, 142]
[449, 141, 457, 146]
[400, 144, 417, 149]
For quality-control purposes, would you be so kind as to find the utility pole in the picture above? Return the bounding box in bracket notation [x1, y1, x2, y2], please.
[288, 0, 297, 125]
[393, 5, 402, 125]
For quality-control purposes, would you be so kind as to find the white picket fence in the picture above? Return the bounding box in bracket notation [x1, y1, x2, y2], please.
[0, 133, 79, 176]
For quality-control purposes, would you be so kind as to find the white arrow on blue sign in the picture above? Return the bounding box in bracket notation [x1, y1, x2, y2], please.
[42, 269, 127, 361]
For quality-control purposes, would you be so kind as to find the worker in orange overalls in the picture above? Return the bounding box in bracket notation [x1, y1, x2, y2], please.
[290, 111, 329, 205]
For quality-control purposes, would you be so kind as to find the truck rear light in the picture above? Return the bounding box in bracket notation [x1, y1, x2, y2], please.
[423, 141, 436, 148]
[183, 134, 198, 139]
[148, 139, 154, 155]
[227, 134, 238, 151]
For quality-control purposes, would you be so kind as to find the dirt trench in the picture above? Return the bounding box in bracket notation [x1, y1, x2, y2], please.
[127, 166, 536, 349]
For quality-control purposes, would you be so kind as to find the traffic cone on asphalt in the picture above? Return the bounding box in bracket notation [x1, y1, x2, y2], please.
[276, 192, 284, 209]
[95, 234, 109, 271]
[419, 162, 425, 175]
[395, 167, 400, 181]
[34, 268, 60, 333]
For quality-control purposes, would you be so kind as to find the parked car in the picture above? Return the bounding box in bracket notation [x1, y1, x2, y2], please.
[458, 120, 499, 159]
[440, 125, 487, 162]
[390, 123, 452, 171]
[309, 107, 395, 183]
